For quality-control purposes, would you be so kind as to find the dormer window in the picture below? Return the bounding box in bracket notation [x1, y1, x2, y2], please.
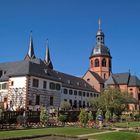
[0, 71, 2, 77]
[84, 83, 87, 87]
[67, 80, 71, 84]
[77, 82, 80, 86]
[44, 69, 48, 74]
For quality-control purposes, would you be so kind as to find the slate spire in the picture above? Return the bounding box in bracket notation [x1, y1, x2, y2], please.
[44, 39, 53, 69]
[24, 31, 36, 60]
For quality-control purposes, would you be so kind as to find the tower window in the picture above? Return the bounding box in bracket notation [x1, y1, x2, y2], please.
[102, 58, 106, 67]
[95, 59, 99, 67]
[109, 60, 111, 69]
[91, 60, 93, 68]
[104, 73, 106, 79]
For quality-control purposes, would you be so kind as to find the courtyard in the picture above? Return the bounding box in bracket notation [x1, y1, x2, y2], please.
[0, 127, 140, 140]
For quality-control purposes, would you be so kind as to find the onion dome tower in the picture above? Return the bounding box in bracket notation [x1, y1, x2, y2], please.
[89, 19, 112, 80]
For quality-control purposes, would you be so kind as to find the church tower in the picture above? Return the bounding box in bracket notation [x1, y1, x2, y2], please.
[44, 39, 53, 69]
[89, 19, 112, 80]
[24, 31, 36, 60]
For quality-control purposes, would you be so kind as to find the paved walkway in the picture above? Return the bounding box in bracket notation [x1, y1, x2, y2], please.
[78, 130, 117, 138]
[77, 127, 129, 140]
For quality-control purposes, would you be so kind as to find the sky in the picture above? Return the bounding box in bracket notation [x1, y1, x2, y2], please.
[0, 0, 140, 77]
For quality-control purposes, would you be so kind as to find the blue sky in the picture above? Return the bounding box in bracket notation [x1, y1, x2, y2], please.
[0, 0, 140, 77]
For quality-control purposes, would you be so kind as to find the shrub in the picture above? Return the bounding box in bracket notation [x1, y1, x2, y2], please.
[58, 114, 67, 126]
[40, 106, 49, 125]
[79, 109, 88, 127]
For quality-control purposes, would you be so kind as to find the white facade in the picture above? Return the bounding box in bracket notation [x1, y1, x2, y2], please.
[27, 76, 61, 110]
[8, 76, 27, 110]
[61, 87, 98, 108]
[0, 74, 98, 111]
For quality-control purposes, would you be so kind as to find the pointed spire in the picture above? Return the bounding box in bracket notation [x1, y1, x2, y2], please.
[44, 39, 53, 69]
[98, 18, 101, 30]
[96, 18, 104, 45]
[24, 31, 36, 60]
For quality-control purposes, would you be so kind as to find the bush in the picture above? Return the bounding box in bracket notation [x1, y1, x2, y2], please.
[40, 107, 49, 125]
[58, 114, 68, 126]
[133, 112, 140, 120]
[79, 109, 88, 127]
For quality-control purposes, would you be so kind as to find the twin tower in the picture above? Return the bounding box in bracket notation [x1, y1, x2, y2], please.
[24, 19, 112, 81]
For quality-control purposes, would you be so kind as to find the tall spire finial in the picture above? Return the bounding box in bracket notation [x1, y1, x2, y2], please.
[98, 18, 101, 30]
[44, 39, 53, 69]
[24, 31, 36, 60]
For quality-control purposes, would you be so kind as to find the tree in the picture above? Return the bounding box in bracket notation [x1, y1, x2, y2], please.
[89, 87, 137, 118]
[40, 106, 49, 126]
[60, 101, 71, 111]
[79, 109, 88, 127]
[88, 111, 93, 121]
[105, 110, 111, 122]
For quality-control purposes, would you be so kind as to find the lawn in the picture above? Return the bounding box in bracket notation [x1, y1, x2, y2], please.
[88, 131, 140, 140]
[114, 121, 140, 128]
[0, 127, 102, 139]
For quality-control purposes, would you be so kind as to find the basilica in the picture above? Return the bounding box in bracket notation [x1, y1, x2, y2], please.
[0, 20, 140, 111]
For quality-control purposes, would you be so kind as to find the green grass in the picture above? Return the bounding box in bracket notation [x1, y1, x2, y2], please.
[0, 127, 102, 139]
[88, 132, 140, 140]
[114, 121, 140, 128]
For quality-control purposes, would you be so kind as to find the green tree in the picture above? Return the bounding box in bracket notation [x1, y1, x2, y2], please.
[88, 111, 93, 121]
[79, 109, 88, 127]
[40, 106, 49, 125]
[105, 110, 111, 121]
[60, 101, 71, 111]
[89, 87, 137, 118]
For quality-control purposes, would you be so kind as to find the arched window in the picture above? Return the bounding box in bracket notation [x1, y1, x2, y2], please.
[94, 59, 99, 67]
[109, 59, 111, 69]
[91, 60, 93, 68]
[102, 58, 106, 67]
